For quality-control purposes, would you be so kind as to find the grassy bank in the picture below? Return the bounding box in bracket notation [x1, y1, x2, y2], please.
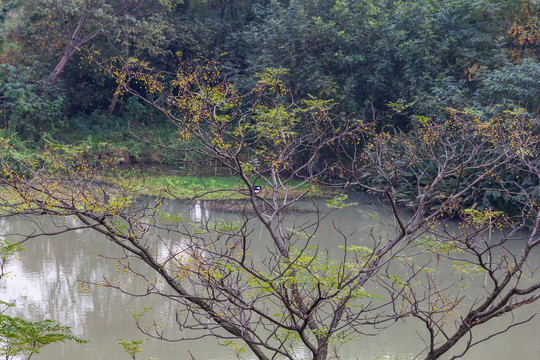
[104, 167, 336, 200]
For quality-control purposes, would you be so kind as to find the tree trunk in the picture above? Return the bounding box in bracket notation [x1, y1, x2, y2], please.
[313, 345, 328, 360]
[49, 15, 100, 85]
[50, 48, 74, 85]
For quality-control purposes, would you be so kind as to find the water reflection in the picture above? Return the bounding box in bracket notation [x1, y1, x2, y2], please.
[0, 194, 538, 359]
[191, 200, 210, 223]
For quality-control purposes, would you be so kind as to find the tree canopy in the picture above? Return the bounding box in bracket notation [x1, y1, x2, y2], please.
[0, 0, 538, 139]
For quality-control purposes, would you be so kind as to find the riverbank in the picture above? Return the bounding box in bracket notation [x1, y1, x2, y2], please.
[102, 165, 339, 201]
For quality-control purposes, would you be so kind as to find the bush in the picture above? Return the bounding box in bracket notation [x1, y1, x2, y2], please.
[0, 130, 47, 178]
[0, 63, 65, 139]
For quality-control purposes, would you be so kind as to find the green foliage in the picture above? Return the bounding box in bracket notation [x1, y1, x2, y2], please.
[227, 0, 522, 119]
[272, 246, 376, 301]
[0, 314, 87, 360]
[0, 63, 64, 138]
[475, 58, 540, 112]
[45, 135, 132, 167]
[0, 239, 23, 261]
[339, 245, 373, 256]
[0, 239, 23, 282]
[452, 261, 485, 275]
[0, 130, 48, 178]
[254, 67, 288, 89]
[117, 338, 147, 360]
[461, 208, 506, 228]
[128, 307, 152, 321]
[219, 339, 247, 357]
[53, 105, 178, 165]
[326, 193, 358, 209]
[413, 235, 460, 255]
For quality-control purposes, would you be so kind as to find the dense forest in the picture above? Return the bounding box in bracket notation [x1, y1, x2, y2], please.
[1, 0, 538, 138]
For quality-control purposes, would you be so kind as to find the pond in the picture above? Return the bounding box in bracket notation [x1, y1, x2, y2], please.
[0, 193, 539, 359]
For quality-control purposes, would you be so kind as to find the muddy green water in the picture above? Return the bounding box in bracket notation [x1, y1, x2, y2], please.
[0, 193, 539, 359]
